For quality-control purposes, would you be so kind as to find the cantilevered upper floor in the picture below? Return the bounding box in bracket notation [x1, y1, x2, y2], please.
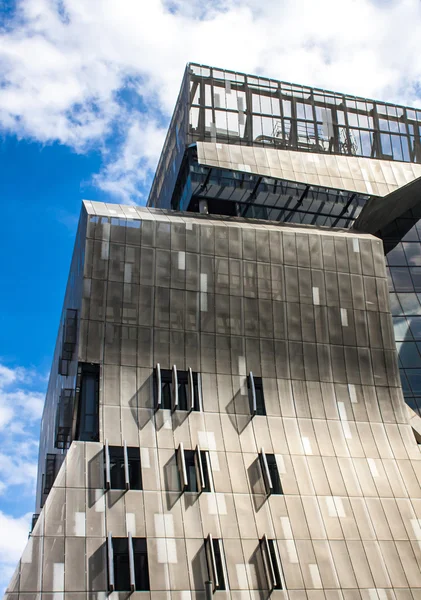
[148, 63, 421, 214]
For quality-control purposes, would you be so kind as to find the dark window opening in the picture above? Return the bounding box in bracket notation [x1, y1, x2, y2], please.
[132, 538, 150, 591]
[43, 454, 58, 495]
[160, 368, 172, 409]
[55, 388, 75, 449]
[206, 536, 227, 591]
[111, 537, 150, 592]
[58, 308, 78, 375]
[155, 366, 202, 411]
[183, 449, 211, 492]
[107, 446, 142, 490]
[266, 538, 283, 590]
[75, 363, 99, 442]
[31, 513, 40, 533]
[178, 370, 201, 411]
[248, 375, 266, 416]
[260, 453, 283, 495]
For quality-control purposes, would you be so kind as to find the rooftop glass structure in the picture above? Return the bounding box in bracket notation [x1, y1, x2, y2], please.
[148, 63, 421, 213]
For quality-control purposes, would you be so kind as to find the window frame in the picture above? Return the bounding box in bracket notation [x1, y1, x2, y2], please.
[155, 363, 203, 411]
[107, 534, 150, 592]
[259, 449, 283, 495]
[177, 444, 213, 492]
[104, 441, 142, 491]
[248, 372, 266, 416]
[260, 535, 284, 590]
[205, 534, 228, 591]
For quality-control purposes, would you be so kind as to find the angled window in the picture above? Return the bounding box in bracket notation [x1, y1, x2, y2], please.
[259, 450, 283, 495]
[155, 365, 172, 409]
[177, 444, 212, 492]
[107, 534, 150, 592]
[205, 535, 228, 591]
[248, 372, 266, 416]
[105, 442, 142, 490]
[155, 364, 202, 411]
[261, 535, 284, 590]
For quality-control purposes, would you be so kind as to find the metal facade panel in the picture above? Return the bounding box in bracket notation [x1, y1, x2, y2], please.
[8, 204, 421, 599]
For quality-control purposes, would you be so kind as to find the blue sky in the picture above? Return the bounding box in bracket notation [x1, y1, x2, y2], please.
[2, 0, 421, 593]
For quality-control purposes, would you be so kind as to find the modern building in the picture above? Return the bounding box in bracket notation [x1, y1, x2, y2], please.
[5, 63, 421, 600]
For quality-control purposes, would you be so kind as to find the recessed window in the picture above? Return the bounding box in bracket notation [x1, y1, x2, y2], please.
[58, 308, 78, 374]
[155, 364, 202, 411]
[248, 372, 266, 416]
[75, 363, 99, 442]
[55, 388, 75, 449]
[177, 444, 212, 492]
[108, 535, 150, 592]
[105, 443, 142, 490]
[259, 450, 283, 495]
[261, 535, 284, 590]
[159, 368, 172, 409]
[205, 535, 227, 591]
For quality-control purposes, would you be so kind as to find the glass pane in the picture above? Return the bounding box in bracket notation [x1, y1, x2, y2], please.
[398, 293, 421, 315]
[405, 370, 421, 393]
[403, 243, 421, 265]
[393, 317, 412, 341]
[390, 268, 414, 291]
[411, 268, 421, 291]
[387, 243, 407, 266]
[397, 342, 421, 367]
[409, 317, 421, 339]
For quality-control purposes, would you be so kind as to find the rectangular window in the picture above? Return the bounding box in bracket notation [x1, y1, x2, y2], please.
[108, 535, 150, 591]
[261, 535, 284, 590]
[43, 454, 58, 495]
[105, 442, 142, 490]
[177, 444, 212, 492]
[259, 450, 283, 495]
[205, 535, 227, 591]
[55, 388, 75, 449]
[248, 373, 266, 416]
[155, 364, 202, 411]
[75, 363, 99, 442]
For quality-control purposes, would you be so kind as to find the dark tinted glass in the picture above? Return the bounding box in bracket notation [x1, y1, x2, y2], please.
[184, 450, 197, 492]
[109, 446, 125, 489]
[183, 449, 211, 492]
[127, 447, 142, 490]
[266, 454, 283, 494]
[109, 446, 142, 490]
[200, 450, 211, 492]
[160, 369, 172, 409]
[213, 539, 226, 590]
[112, 538, 150, 591]
[76, 363, 99, 442]
[177, 370, 189, 411]
[133, 538, 150, 591]
[398, 342, 421, 368]
[268, 539, 283, 589]
[248, 376, 266, 416]
[158, 369, 201, 411]
[113, 538, 130, 591]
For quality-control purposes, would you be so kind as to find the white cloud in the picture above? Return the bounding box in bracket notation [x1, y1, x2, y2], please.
[94, 115, 168, 203]
[0, 510, 32, 594]
[0, 362, 43, 495]
[0, 362, 43, 594]
[1, 0, 421, 202]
